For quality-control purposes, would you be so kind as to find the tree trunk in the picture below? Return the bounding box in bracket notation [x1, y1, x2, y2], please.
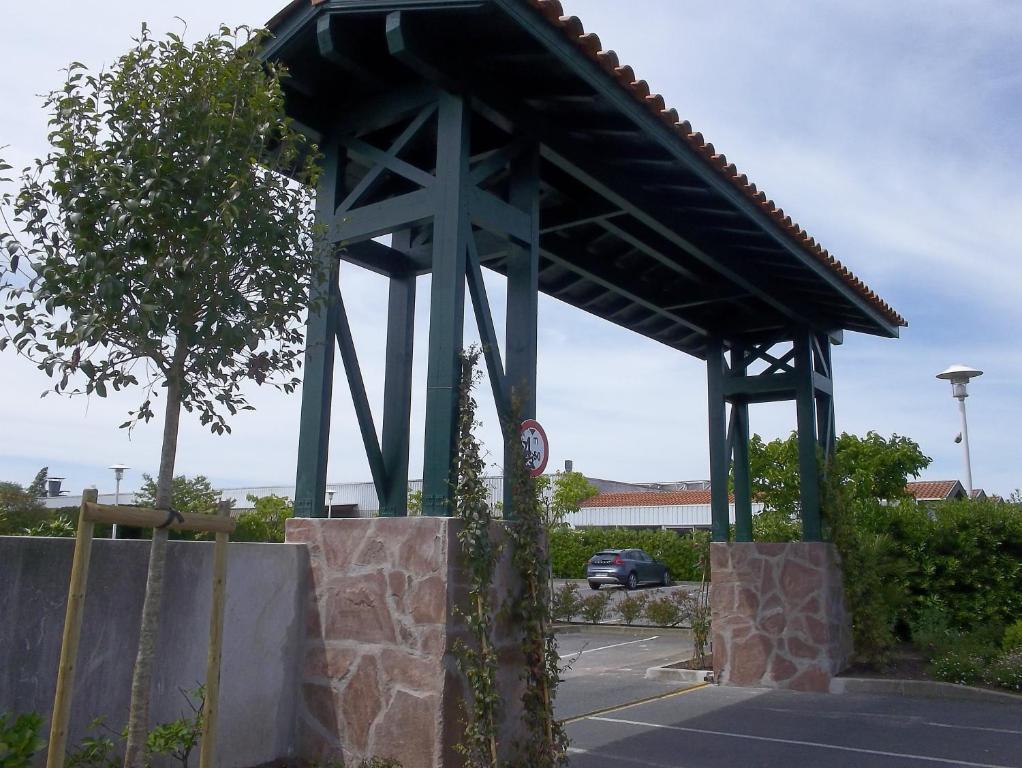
[123, 352, 185, 768]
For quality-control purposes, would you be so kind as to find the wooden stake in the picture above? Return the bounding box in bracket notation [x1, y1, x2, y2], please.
[198, 501, 232, 768]
[47, 488, 99, 768]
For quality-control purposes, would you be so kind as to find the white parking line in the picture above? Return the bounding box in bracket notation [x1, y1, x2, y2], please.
[558, 636, 659, 660]
[928, 721, 1022, 737]
[567, 746, 689, 767]
[588, 716, 1020, 768]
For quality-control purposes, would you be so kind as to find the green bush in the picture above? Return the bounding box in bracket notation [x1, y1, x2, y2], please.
[1003, 620, 1022, 652]
[551, 582, 581, 623]
[549, 528, 702, 581]
[617, 592, 648, 626]
[644, 595, 685, 627]
[577, 592, 611, 624]
[0, 712, 45, 768]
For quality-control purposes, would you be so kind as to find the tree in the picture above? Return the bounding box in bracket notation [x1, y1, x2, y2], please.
[0, 481, 47, 534]
[0, 25, 319, 768]
[545, 470, 598, 528]
[232, 494, 293, 543]
[747, 430, 932, 537]
[26, 467, 48, 498]
[135, 474, 221, 516]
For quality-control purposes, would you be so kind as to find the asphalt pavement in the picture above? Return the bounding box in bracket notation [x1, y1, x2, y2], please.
[555, 627, 695, 720]
[554, 625, 1022, 767]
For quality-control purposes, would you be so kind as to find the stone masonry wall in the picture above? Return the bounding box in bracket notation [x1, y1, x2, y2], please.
[711, 542, 852, 692]
[285, 517, 526, 768]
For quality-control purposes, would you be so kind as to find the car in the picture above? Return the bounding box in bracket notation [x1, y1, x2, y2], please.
[586, 548, 671, 590]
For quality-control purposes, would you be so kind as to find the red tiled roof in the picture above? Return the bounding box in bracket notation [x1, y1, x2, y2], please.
[581, 490, 721, 508]
[905, 480, 963, 501]
[524, 0, 905, 328]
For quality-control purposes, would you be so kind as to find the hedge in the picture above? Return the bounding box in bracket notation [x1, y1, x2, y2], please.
[549, 527, 705, 582]
[846, 496, 1022, 636]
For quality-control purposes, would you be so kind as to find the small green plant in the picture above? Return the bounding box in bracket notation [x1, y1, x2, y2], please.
[577, 592, 611, 625]
[0, 712, 45, 768]
[145, 687, 204, 768]
[690, 600, 712, 663]
[551, 583, 581, 623]
[986, 649, 1022, 691]
[359, 759, 403, 768]
[932, 647, 986, 686]
[617, 592, 648, 626]
[23, 513, 76, 537]
[1003, 620, 1022, 652]
[66, 718, 118, 768]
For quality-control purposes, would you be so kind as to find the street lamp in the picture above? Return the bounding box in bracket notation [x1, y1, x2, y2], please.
[936, 365, 982, 498]
[109, 464, 130, 539]
[326, 489, 335, 519]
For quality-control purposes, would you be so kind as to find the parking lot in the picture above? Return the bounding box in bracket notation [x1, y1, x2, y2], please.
[555, 627, 695, 720]
[565, 684, 1022, 767]
[555, 627, 1022, 768]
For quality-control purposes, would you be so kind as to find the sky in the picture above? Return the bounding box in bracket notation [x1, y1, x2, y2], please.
[1, 0, 1020, 498]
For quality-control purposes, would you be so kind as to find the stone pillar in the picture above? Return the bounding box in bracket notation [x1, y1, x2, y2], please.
[710, 542, 851, 692]
[285, 517, 525, 768]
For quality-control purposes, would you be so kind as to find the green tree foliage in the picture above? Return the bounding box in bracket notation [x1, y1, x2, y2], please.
[0, 25, 320, 768]
[748, 430, 931, 536]
[232, 494, 293, 543]
[535, 471, 597, 528]
[548, 527, 702, 581]
[135, 474, 220, 516]
[26, 468, 47, 498]
[0, 712, 45, 768]
[0, 482, 47, 534]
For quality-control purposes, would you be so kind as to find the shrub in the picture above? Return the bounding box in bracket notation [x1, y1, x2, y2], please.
[617, 592, 648, 625]
[549, 528, 702, 581]
[690, 593, 712, 662]
[66, 719, 118, 768]
[1002, 620, 1022, 652]
[233, 494, 293, 543]
[0, 712, 45, 768]
[551, 583, 581, 623]
[644, 595, 685, 627]
[577, 592, 611, 624]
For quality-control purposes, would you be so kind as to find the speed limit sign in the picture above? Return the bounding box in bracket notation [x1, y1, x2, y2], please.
[519, 419, 549, 478]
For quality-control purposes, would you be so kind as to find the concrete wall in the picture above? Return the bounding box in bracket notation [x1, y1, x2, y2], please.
[0, 536, 308, 768]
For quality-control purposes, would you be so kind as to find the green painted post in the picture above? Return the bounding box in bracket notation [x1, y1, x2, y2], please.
[815, 333, 836, 464]
[504, 146, 540, 519]
[706, 339, 730, 542]
[421, 93, 470, 517]
[794, 329, 822, 541]
[380, 242, 416, 517]
[731, 344, 753, 542]
[294, 136, 342, 518]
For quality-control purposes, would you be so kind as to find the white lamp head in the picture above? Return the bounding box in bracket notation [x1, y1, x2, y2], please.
[109, 463, 130, 479]
[936, 364, 983, 399]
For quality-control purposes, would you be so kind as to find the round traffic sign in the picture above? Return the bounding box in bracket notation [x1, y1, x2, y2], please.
[519, 419, 549, 478]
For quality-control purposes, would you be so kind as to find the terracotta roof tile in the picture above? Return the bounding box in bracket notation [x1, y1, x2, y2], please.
[905, 480, 963, 501]
[525, 0, 905, 328]
[581, 490, 722, 508]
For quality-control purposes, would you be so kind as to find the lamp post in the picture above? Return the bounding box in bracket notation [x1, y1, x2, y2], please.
[326, 489, 335, 519]
[936, 365, 982, 498]
[109, 464, 130, 539]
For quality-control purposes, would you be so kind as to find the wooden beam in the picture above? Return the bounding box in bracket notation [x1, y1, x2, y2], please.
[82, 502, 236, 534]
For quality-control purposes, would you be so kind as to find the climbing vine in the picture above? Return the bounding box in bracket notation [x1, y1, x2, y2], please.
[451, 350, 568, 767]
[504, 397, 569, 767]
[451, 348, 500, 768]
